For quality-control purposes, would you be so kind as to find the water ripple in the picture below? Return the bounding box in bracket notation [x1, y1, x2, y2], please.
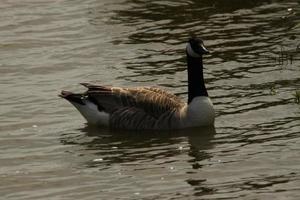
[1, 0, 300, 199]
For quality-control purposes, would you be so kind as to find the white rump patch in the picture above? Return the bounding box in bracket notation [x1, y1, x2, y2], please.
[186, 43, 201, 58]
[70, 100, 109, 126]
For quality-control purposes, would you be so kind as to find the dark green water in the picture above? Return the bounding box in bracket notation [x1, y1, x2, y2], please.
[0, 0, 300, 199]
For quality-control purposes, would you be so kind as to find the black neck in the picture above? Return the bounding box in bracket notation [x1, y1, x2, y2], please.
[187, 53, 208, 104]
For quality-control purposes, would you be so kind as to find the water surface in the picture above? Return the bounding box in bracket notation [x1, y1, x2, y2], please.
[1, 0, 300, 199]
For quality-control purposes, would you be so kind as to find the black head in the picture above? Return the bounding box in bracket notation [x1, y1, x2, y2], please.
[186, 37, 209, 57]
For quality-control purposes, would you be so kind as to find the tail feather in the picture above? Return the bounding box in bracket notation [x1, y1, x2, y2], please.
[59, 90, 109, 125]
[59, 90, 85, 105]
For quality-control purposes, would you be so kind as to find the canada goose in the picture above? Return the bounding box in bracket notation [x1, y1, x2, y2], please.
[59, 37, 215, 130]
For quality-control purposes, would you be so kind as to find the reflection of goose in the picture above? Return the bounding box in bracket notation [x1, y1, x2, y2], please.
[59, 38, 214, 130]
[60, 126, 216, 167]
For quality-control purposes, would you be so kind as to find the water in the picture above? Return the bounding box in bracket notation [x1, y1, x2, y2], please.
[1, 0, 300, 199]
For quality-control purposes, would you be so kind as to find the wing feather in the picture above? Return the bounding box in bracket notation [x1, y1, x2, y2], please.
[82, 83, 185, 118]
[80, 83, 185, 129]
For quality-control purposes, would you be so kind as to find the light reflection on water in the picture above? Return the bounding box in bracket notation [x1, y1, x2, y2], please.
[0, 0, 300, 199]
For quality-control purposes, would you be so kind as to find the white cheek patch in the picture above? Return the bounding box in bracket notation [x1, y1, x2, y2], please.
[186, 43, 201, 58]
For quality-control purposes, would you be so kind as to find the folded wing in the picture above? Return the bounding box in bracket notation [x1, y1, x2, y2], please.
[81, 83, 185, 129]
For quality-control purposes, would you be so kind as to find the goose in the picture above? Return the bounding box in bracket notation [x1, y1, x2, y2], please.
[59, 37, 215, 130]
